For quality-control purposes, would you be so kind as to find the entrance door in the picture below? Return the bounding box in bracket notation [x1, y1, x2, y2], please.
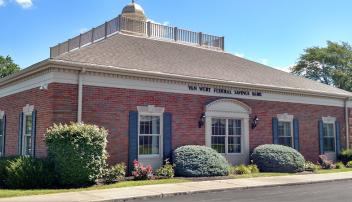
[138, 114, 163, 169]
[205, 99, 251, 165]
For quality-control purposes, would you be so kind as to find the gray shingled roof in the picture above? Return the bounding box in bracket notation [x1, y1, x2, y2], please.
[54, 33, 351, 97]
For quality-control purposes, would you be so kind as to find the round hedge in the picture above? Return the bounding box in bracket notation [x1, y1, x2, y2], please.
[173, 145, 229, 177]
[45, 123, 108, 187]
[251, 144, 305, 173]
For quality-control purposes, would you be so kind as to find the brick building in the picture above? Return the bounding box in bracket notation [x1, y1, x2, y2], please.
[1, 1, 352, 169]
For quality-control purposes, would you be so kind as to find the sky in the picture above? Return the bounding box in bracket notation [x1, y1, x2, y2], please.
[0, 0, 352, 71]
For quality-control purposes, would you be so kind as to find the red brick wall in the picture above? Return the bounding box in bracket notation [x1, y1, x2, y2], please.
[0, 83, 347, 164]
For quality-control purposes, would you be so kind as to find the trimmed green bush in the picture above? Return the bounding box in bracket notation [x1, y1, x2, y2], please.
[304, 161, 320, 172]
[45, 123, 108, 187]
[173, 145, 230, 177]
[346, 161, 352, 168]
[248, 164, 260, 174]
[103, 163, 126, 184]
[4, 157, 56, 189]
[0, 156, 18, 187]
[251, 144, 305, 173]
[338, 149, 352, 164]
[335, 162, 345, 169]
[232, 165, 251, 175]
[156, 159, 174, 178]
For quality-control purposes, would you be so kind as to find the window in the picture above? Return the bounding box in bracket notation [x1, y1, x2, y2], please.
[139, 116, 161, 155]
[23, 114, 33, 156]
[211, 118, 242, 154]
[323, 123, 335, 152]
[0, 117, 4, 157]
[278, 121, 293, 147]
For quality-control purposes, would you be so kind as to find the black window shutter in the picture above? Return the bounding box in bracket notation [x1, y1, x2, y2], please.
[31, 110, 37, 157]
[293, 118, 300, 151]
[163, 112, 172, 162]
[2, 115, 6, 156]
[272, 117, 279, 144]
[335, 121, 341, 156]
[128, 111, 138, 174]
[18, 112, 24, 155]
[318, 120, 324, 154]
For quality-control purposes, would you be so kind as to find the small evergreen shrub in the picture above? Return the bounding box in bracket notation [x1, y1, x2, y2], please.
[173, 145, 230, 177]
[155, 159, 174, 178]
[0, 156, 20, 187]
[45, 123, 108, 187]
[232, 165, 251, 175]
[338, 149, 352, 164]
[4, 157, 56, 189]
[335, 162, 345, 169]
[248, 164, 260, 174]
[304, 161, 320, 172]
[346, 161, 352, 168]
[251, 144, 305, 173]
[132, 160, 153, 180]
[103, 163, 126, 184]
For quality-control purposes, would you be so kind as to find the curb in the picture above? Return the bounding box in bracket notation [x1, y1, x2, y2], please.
[96, 177, 352, 202]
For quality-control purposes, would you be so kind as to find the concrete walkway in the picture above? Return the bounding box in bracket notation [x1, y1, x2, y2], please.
[2, 172, 352, 202]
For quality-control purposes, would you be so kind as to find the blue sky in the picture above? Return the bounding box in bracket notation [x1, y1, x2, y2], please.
[1, 0, 352, 71]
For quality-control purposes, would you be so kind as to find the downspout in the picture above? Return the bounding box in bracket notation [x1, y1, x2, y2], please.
[345, 98, 350, 149]
[77, 68, 85, 123]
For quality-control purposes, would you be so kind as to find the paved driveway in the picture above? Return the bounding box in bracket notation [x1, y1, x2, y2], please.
[137, 180, 352, 202]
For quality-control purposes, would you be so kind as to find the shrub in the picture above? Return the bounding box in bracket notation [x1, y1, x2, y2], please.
[173, 145, 230, 177]
[132, 160, 153, 180]
[251, 144, 305, 173]
[335, 162, 345, 169]
[232, 165, 251, 175]
[304, 161, 320, 172]
[4, 157, 56, 189]
[103, 163, 126, 184]
[45, 123, 108, 187]
[0, 156, 18, 187]
[155, 159, 174, 178]
[248, 164, 260, 174]
[338, 149, 352, 164]
[346, 161, 352, 168]
[318, 155, 335, 169]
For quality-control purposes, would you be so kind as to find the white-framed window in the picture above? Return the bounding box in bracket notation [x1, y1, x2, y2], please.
[23, 114, 33, 156]
[0, 111, 4, 157]
[22, 104, 34, 156]
[322, 117, 336, 153]
[211, 118, 242, 154]
[137, 105, 164, 157]
[139, 115, 161, 155]
[277, 113, 294, 148]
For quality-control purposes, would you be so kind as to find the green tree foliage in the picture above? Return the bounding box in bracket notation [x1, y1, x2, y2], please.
[291, 41, 352, 91]
[0, 55, 20, 79]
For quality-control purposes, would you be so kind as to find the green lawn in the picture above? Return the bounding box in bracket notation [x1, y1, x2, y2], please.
[316, 167, 352, 174]
[229, 172, 294, 179]
[0, 178, 189, 199]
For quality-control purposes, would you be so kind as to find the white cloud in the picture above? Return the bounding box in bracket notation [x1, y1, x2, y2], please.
[79, 28, 89, 34]
[0, 0, 5, 6]
[261, 58, 269, 65]
[15, 0, 33, 9]
[234, 53, 245, 58]
[162, 21, 170, 26]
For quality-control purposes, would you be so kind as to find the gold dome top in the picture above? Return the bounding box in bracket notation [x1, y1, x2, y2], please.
[121, 0, 147, 21]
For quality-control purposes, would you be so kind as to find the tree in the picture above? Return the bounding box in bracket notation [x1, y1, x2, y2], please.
[0, 55, 20, 79]
[290, 41, 352, 91]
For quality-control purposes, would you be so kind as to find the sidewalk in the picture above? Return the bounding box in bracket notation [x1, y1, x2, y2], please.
[2, 172, 352, 202]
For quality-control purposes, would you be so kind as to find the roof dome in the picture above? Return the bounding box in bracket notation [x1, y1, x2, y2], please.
[121, 1, 147, 21]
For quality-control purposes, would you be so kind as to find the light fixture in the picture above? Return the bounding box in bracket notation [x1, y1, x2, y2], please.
[252, 116, 259, 129]
[198, 113, 206, 128]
